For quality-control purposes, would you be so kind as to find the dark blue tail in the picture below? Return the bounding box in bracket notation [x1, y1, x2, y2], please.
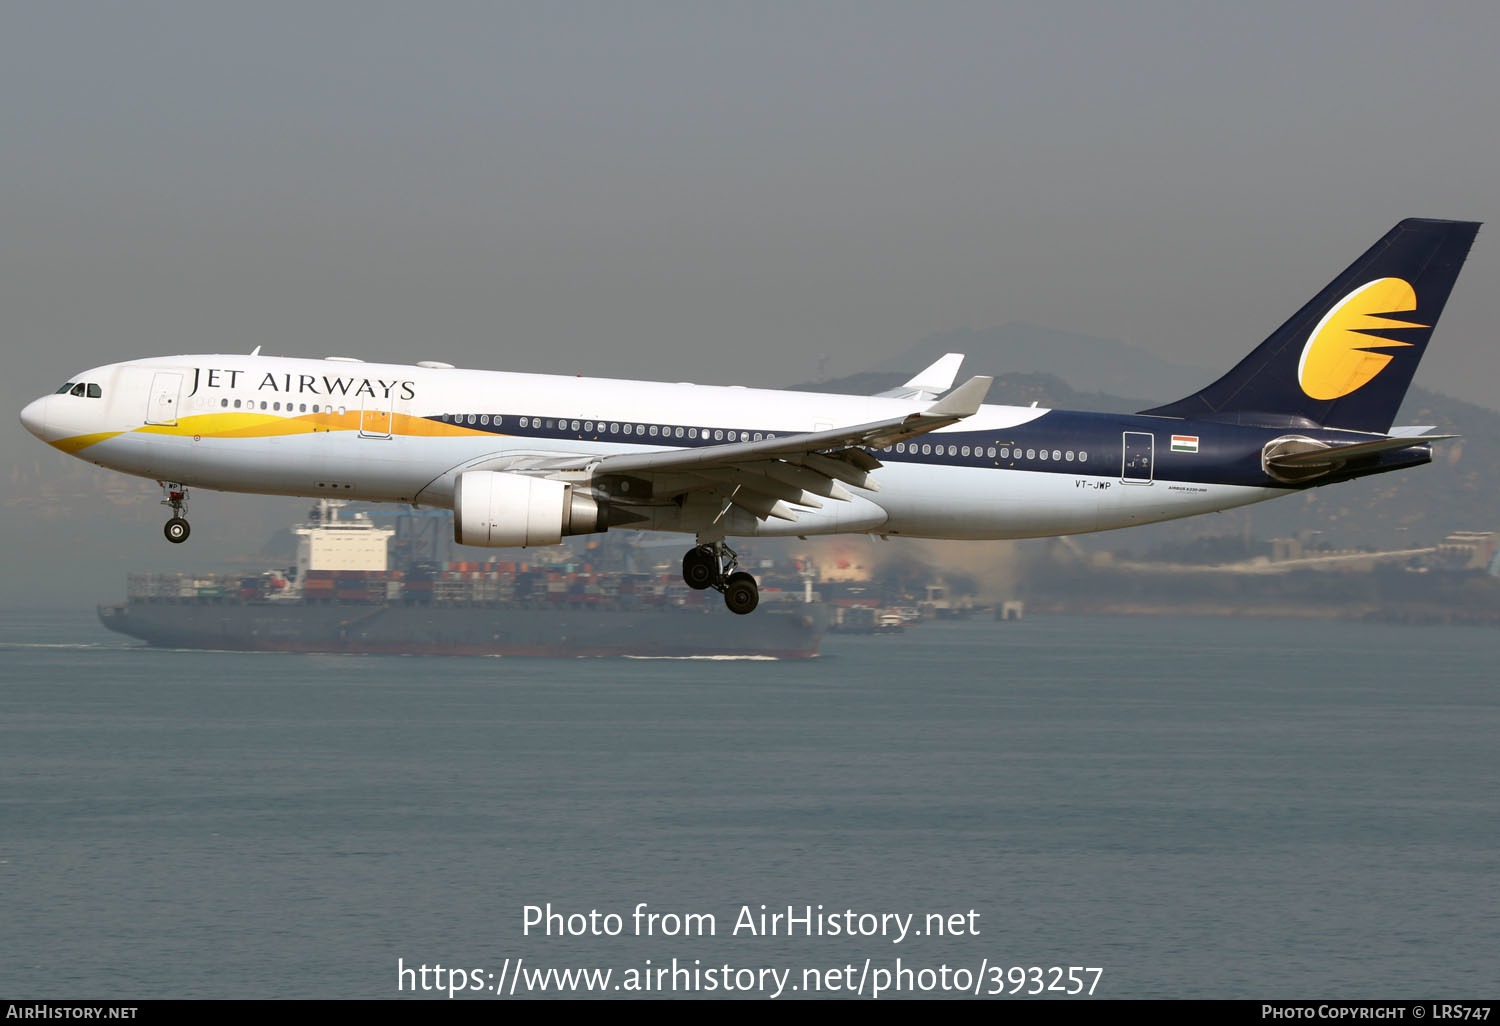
[1141, 219, 1480, 433]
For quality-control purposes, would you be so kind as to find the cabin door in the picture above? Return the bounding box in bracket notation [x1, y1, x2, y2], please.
[1121, 431, 1154, 483]
[145, 372, 183, 426]
[359, 394, 393, 438]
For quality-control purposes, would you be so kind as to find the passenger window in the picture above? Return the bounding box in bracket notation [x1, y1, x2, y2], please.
[87, 384, 102, 398]
[234, 399, 242, 409]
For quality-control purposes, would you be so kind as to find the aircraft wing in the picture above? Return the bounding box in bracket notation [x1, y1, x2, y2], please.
[874, 353, 965, 400]
[586, 375, 993, 522]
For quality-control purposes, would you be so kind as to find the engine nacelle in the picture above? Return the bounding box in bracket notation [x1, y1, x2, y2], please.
[453, 471, 605, 548]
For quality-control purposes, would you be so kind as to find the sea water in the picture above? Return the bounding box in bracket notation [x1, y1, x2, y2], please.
[1, 610, 1495, 998]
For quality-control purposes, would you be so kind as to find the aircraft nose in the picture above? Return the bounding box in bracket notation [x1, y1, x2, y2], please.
[20, 397, 49, 440]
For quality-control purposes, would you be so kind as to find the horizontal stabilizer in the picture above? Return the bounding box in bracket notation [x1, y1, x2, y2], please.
[1266, 434, 1456, 469]
[1262, 431, 1456, 482]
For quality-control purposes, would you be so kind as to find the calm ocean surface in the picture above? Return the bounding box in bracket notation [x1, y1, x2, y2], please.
[1, 609, 1495, 999]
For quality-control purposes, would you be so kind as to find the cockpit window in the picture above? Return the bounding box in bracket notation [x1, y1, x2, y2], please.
[56, 382, 76, 394]
[70, 383, 87, 397]
[87, 384, 102, 398]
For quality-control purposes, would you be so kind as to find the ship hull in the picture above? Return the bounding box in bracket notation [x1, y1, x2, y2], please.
[97, 600, 827, 658]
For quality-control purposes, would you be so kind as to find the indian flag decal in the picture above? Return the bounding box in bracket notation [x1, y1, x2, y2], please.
[1171, 434, 1199, 453]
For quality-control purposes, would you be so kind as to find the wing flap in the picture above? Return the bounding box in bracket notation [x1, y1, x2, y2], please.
[719, 487, 798, 522]
[753, 460, 856, 501]
[798, 451, 881, 491]
[693, 467, 824, 508]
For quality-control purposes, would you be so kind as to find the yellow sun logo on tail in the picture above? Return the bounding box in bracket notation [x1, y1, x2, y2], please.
[1297, 278, 1427, 400]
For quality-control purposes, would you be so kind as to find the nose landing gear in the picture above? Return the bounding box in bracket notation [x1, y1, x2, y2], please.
[681, 540, 760, 615]
[160, 483, 191, 544]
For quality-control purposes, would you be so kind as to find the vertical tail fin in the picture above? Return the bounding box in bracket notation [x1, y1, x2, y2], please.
[1141, 219, 1480, 433]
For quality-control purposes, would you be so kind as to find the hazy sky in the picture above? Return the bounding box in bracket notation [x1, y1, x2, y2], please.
[3, 2, 1498, 602]
[5, 2, 1497, 393]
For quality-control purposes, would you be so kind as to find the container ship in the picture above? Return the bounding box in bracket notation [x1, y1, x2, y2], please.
[97, 502, 828, 658]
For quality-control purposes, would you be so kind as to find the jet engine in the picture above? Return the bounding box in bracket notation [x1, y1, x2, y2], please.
[453, 471, 605, 547]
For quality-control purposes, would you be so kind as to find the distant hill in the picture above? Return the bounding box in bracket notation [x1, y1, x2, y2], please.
[863, 321, 1210, 403]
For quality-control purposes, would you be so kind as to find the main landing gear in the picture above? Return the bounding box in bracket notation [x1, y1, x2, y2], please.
[682, 541, 760, 615]
[160, 483, 191, 544]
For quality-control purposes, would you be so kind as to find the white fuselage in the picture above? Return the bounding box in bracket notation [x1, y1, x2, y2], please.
[21, 353, 1283, 543]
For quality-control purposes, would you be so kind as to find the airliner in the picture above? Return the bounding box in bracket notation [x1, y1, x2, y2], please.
[19, 218, 1479, 614]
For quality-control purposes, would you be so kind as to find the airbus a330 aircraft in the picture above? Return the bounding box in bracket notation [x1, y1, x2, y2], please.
[19, 219, 1479, 614]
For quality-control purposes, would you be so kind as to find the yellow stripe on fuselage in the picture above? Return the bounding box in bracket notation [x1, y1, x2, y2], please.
[49, 431, 124, 454]
[55, 411, 491, 451]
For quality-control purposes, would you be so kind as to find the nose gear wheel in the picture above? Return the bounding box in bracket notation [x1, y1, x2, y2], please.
[159, 483, 191, 544]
